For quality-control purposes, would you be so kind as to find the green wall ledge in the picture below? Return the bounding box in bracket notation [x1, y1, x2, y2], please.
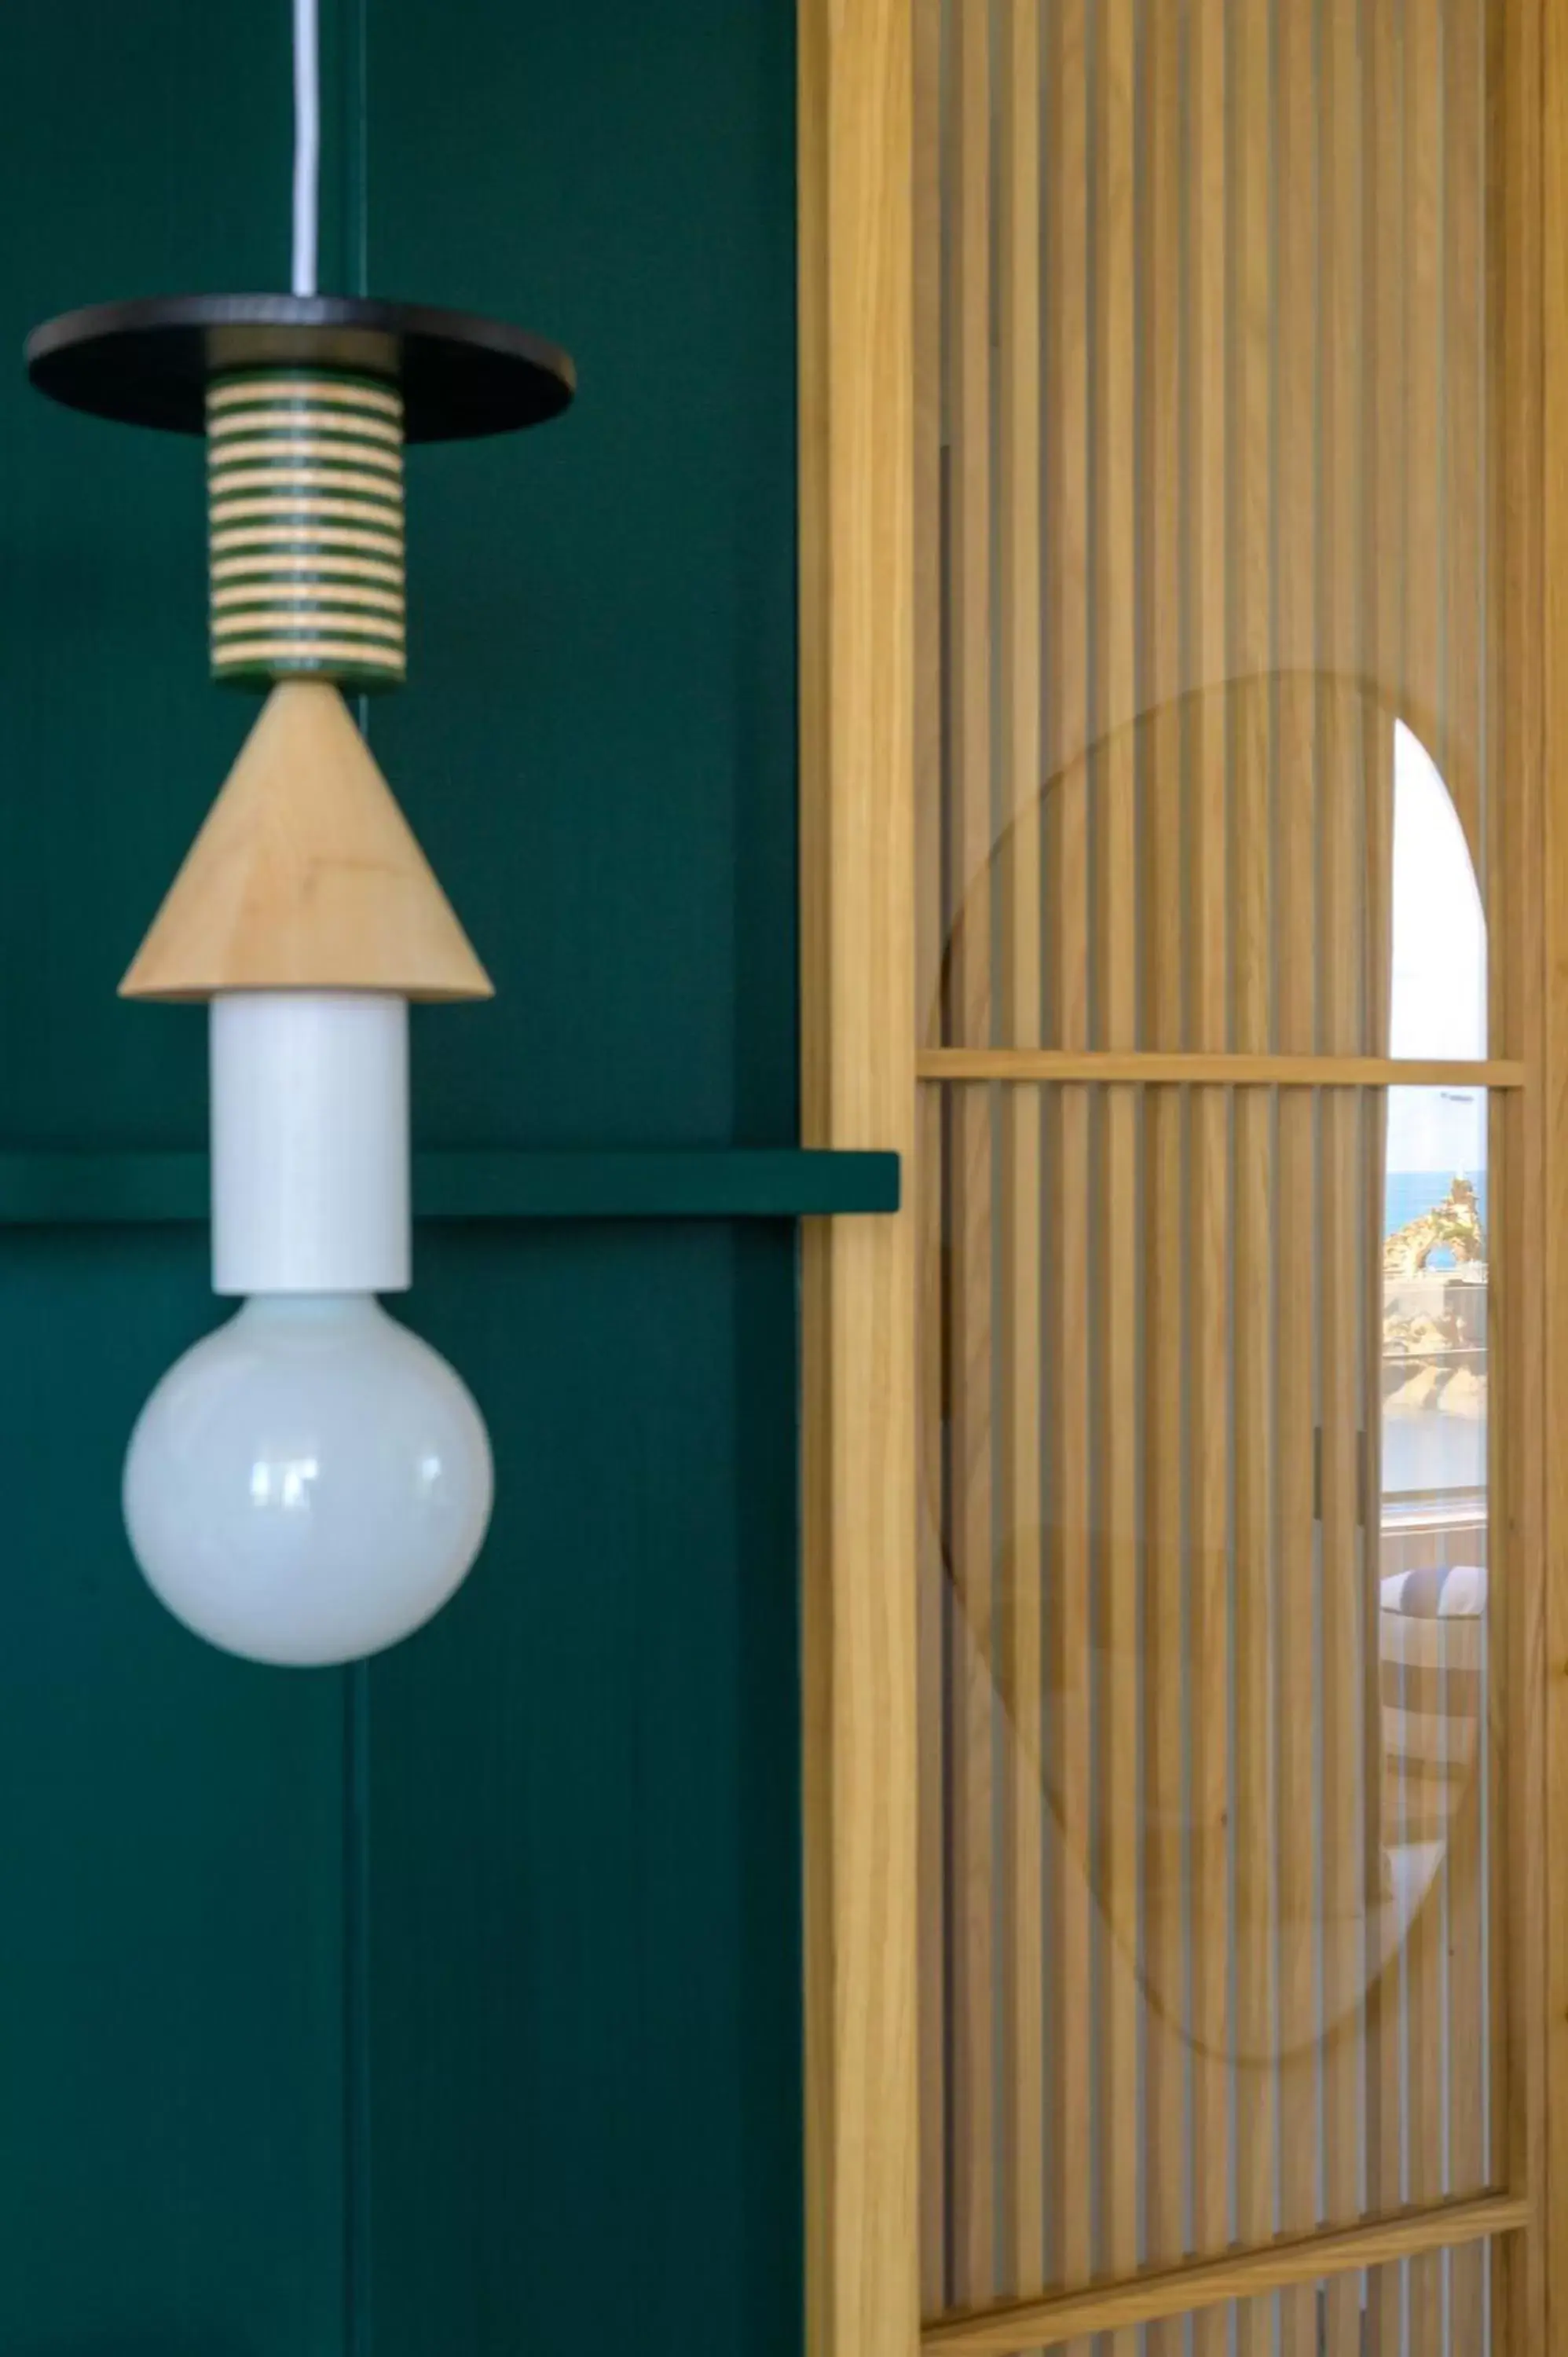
[0, 1147, 900, 1224]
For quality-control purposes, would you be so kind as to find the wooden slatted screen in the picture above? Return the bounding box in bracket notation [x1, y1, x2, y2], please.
[913, 2, 1544, 2350]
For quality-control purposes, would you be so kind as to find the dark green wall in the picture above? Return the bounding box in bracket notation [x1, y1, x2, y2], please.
[0, 5, 800, 2352]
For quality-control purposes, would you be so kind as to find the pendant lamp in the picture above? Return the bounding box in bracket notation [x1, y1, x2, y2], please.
[24, 1, 573, 1664]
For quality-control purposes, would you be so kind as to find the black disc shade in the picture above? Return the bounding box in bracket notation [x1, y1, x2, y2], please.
[24, 293, 575, 441]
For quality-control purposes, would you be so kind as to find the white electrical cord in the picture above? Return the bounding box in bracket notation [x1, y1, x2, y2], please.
[291, 0, 321, 296]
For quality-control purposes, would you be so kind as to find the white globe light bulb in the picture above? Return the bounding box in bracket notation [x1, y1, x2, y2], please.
[123, 1292, 493, 1666]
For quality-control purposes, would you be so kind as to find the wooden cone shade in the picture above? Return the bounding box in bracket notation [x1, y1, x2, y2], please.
[121, 680, 491, 1000]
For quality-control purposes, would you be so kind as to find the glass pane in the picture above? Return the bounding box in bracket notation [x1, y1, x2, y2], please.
[921, 0, 1493, 1058]
[918, 1084, 1498, 2316]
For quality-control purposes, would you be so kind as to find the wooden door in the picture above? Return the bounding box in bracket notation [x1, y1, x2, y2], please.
[918, 0, 1539, 2347]
[799, 0, 1568, 2351]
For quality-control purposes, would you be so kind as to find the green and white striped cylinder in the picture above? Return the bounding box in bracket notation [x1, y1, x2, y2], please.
[206, 368, 407, 690]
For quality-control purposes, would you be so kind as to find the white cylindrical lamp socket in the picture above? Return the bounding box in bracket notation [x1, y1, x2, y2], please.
[211, 990, 409, 1295]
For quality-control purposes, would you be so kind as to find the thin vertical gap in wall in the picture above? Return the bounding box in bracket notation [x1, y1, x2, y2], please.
[344, 1655, 374, 2357]
[332, 0, 374, 2349]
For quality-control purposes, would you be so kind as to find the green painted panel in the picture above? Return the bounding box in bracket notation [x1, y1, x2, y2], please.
[372, 1226, 800, 2355]
[369, 0, 799, 1153]
[0, 2, 299, 1151]
[0, 1232, 346, 2353]
[0, 2, 802, 2351]
[0, 6, 357, 2350]
[361, 5, 804, 2348]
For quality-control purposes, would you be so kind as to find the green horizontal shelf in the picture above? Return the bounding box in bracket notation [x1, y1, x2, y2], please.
[0, 1148, 900, 1226]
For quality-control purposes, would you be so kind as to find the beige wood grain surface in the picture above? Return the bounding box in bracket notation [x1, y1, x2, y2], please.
[120, 680, 489, 999]
[797, 3, 918, 2353]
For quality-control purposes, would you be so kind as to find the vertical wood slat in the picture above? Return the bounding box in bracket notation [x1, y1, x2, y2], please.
[1092, 9, 1141, 2344]
[995, 0, 1044, 2320]
[945, 0, 994, 2310]
[1528, 0, 1559, 2348]
[1317, 9, 1371, 2355]
[1046, 0, 1092, 1061]
[913, 0, 946, 2322]
[1271, 20, 1321, 2357]
[1228, 19, 1277, 2357]
[1043, 3, 1094, 2339]
[1404, 5, 1449, 2350]
[1138, 5, 1187, 2349]
[797, 0, 918, 2351]
[1486, 0, 1511, 2269]
[1362, 11, 1407, 2353]
[1444, 4, 1488, 2343]
[1446, 0, 1488, 877]
[1317, 1058, 1370, 2357]
[1187, 11, 1233, 2352]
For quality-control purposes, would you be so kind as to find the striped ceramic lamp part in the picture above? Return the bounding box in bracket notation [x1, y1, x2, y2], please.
[27, 296, 573, 696]
[206, 365, 408, 689]
[24, 294, 574, 1668]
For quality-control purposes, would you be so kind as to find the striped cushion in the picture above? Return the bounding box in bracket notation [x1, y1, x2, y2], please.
[1379, 1563, 1484, 1845]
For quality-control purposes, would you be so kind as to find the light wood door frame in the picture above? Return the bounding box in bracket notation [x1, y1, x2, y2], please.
[799, 0, 1563, 2350]
[798, 5, 919, 2357]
